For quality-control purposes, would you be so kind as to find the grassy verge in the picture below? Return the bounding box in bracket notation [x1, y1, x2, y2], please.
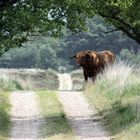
[84, 61, 140, 139]
[37, 90, 77, 140]
[0, 75, 24, 140]
[0, 92, 11, 140]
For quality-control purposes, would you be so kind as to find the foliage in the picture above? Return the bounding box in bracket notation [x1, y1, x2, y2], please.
[0, 17, 139, 70]
[0, 46, 37, 68]
[0, 0, 140, 54]
[37, 90, 76, 140]
[93, 0, 140, 45]
[0, 36, 73, 70]
[84, 61, 140, 139]
[0, 0, 93, 54]
[117, 49, 140, 67]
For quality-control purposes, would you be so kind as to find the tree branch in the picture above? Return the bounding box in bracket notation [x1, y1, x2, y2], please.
[104, 29, 120, 34]
[99, 13, 140, 44]
[0, 0, 19, 9]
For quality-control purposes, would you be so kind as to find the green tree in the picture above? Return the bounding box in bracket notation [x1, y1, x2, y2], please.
[92, 0, 140, 46]
[0, 36, 73, 70]
[0, 46, 37, 68]
[0, 0, 140, 54]
[0, 0, 92, 54]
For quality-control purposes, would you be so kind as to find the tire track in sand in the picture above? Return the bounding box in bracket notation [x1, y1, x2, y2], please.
[10, 91, 42, 140]
[58, 73, 111, 140]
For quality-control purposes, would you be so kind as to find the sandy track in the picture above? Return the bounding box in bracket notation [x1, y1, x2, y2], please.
[10, 91, 41, 140]
[58, 73, 72, 90]
[58, 73, 110, 140]
[9, 73, 110, 140]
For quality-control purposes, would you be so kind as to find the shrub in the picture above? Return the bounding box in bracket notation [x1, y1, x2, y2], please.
[0, 76, 22, 91]
[118, 49, 140, 67]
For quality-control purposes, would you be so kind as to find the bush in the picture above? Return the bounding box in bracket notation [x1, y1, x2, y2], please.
[0, 76, 22, 91]
[118, 49, 140, 67]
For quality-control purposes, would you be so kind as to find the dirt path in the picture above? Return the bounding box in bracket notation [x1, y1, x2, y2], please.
[9, 73, 111, 140]
[58, 73, 111, 140]
[58, 73, 73, 90]
[10, 91, 42, 140]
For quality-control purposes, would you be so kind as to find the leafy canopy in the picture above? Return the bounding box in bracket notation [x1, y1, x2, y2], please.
[0, 0, 140, 54]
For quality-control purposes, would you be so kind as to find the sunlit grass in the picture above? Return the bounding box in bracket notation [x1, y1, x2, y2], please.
[115, 121, 140, 140]
[37, 90, 77, 140]
[84, 61, 140, 139]
[0, 92, 11, 140]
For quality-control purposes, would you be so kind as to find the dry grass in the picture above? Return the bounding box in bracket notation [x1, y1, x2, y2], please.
[70, 70, 84, 90]
[0, 68, 59, 90]
[84, 61, 140, 139]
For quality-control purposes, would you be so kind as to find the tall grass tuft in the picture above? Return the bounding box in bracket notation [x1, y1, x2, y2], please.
[85, 61, 140, 139]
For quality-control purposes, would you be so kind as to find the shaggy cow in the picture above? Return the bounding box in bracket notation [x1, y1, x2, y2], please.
[70, 50, 115, 82]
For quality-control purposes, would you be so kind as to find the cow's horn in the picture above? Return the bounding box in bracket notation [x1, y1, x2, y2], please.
[70, 55, 76, 59]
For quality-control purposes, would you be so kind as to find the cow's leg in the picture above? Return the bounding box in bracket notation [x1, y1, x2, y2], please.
[92, 76, 96, 82]
[92, 72, 97, 82]
[83, 71, 88, 82]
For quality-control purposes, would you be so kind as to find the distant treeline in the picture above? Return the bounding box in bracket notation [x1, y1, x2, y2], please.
[0, 17, 139, 70]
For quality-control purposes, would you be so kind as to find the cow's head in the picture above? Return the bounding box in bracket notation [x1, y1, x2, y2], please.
[70, 51, 92, 66]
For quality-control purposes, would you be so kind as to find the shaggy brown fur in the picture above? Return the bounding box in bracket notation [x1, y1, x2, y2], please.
[70, 50, 115, 82]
